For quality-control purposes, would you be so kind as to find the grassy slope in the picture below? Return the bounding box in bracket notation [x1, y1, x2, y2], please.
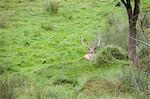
[1, 0, 119, 73]
[0, 0, 149, 98]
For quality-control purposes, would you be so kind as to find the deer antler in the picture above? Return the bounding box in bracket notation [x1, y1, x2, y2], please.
[81, 35, 101, 61]
[81, 38, 91, 52]
[90, 34, 101, 49]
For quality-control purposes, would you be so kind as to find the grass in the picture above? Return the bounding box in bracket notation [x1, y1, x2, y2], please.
[0, 0, 150, 98]
[44, 0, 59, 15]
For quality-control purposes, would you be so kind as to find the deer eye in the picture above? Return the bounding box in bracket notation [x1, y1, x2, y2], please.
[90, 51, 94, 54]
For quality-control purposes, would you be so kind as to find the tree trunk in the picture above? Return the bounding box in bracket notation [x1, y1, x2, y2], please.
[121, 0, 142, 68]
[128, 16, 139, 67]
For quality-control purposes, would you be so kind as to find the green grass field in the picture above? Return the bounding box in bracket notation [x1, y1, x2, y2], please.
[0, 0, 150, 98]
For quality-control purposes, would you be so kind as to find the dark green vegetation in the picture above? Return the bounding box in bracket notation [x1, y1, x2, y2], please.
[0, 0, 150, 98]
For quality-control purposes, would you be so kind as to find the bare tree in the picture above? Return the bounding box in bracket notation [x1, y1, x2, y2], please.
[121, 0, 143, 68]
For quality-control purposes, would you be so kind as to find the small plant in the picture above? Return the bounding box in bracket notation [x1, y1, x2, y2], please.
[44, 0, 59, 14]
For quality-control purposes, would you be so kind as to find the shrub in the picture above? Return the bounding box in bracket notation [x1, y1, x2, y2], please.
[104, 46, 128, 60]
[96, 46, 128, 66]
[44, 0, 59, 14]
[96, 52, 113, 67]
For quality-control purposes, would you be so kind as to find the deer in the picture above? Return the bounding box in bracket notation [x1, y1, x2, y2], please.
[81, 35, 101, 61]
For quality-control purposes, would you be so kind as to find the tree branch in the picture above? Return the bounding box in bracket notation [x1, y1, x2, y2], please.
[126, 0, 130, 5]
[129, 36, 150, 47]
[133, 0, 140, 17]
[126, 0, 132, 9]
[120, 0, 127, 7]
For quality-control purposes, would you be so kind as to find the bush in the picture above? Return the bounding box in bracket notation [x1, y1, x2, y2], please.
[44, 0, 59, 14]
[96, 52, 113, 66]
[96, 46, 128, 66]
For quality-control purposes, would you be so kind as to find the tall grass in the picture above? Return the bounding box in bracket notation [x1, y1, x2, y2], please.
[0, 65, 10, 74]
[78, 65, 149, 97]
[102, 14, 128, 50]
[142, 13, 150, 28]
[119, 66, 149, 94]
[0, 17, 7, 28]
[44, 0, 59, 14]
[138, 47, 150, 73]
[0, 74, 27, 99]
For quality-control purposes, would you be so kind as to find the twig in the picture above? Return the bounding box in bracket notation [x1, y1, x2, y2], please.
[129, 36, 150, 47]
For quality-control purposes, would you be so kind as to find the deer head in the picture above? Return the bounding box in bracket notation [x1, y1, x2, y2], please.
[81, 35, 101, 61]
